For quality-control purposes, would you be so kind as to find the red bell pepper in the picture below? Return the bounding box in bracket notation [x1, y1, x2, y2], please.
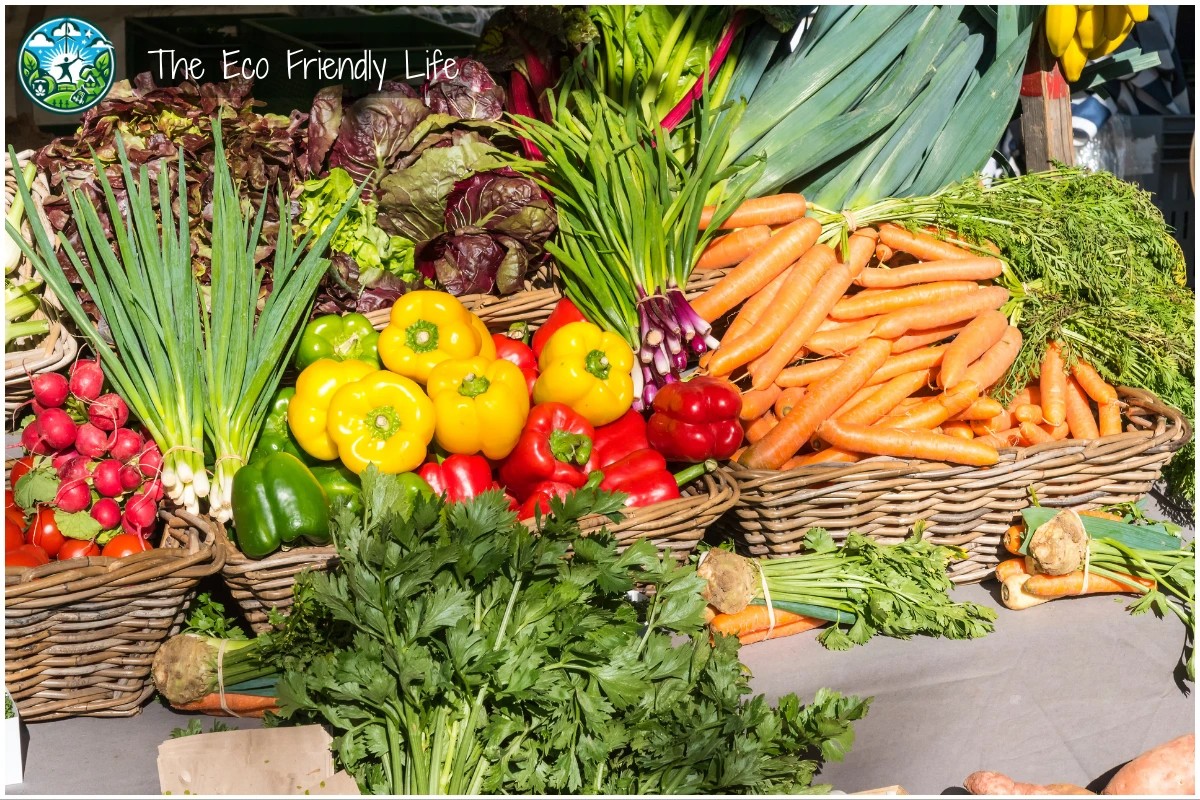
[585, 409, 651, 472]
[498, 402, 594, 501]
[418, 454, 497, 504]
[531, 297, 586, 359]
[492, 324, 538, 398]
[516, 480, 576, 520]
[597, 448, 679, 507]
[648, 376, 743, 463]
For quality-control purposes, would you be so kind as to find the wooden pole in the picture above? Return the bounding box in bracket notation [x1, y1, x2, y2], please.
[1020, 19, 1075, 172]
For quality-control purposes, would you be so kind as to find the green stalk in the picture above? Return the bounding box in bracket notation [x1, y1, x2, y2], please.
[5, 318, 48, 345]
[656, 7, 707, 117]
[641, 7, 693, 114]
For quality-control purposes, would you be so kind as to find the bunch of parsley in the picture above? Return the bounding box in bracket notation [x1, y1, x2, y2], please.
[273, 467, 869, 794]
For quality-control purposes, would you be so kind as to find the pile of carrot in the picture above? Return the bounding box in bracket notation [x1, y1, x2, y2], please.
[705, 603, 826, 645]
[691, 197, 1129, 471]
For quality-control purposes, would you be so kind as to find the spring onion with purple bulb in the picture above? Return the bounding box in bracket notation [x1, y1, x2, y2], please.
[511, 48, 762, 406]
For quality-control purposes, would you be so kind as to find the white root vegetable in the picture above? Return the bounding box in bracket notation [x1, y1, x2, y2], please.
[1102, 734, 1195, 796]
[965, 771, 1093, 795]
[1001, 574, 1052, 610]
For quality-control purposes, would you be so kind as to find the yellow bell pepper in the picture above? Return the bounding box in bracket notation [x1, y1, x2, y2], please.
[471, 313, 497, 360]
[426, 356, 529, 460]
[534, 321, 634, 426]
[379, 291, 486, 384]
[288, 358, 376, 461]
[326, 370, 435, 474]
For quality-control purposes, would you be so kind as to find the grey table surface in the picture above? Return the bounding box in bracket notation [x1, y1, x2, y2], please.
[5, 496, 1195, 796]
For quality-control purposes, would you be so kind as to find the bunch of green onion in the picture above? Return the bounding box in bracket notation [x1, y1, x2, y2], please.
[5, 162, 48, 345]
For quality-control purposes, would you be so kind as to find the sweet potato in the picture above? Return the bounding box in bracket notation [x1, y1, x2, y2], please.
[1102, 734, 1195, 796]
[965, 771, 1093, 795]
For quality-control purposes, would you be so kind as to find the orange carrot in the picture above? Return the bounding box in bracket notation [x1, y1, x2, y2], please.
[1040, 420, 1070, 440]
[921, 225, 995, 255]
[739, 385, 782, 420]
[872, 286, 1009, 340]
[1022, 571, 1155, 598]
[877, 380, 980, 431]
[747, 230, 878, 389]
[816, 316, 852, 331]
[707, 244, 837, 376]
[841, 369, 934, 427]
[696, 225, 773, 270]
[1039, 342, 1067, 426]
[699, 193, 806, 231]
[974, 427, 1021, 449]
[708, 603, 813, 636]
[1064, 375, 1099, 440]
[784, 447, 861, 468]
[890, 321, 969, 353]
[949, 396, 1005, 421]
[877, 222, 977, 262]
[723, 264, 794, 344]
[777, 347, 942, 388]
[1070, 359, 1117, 405]
[737, 616, 826, 644]
[774, 358, 843, 387]
[875, 242, 894, 262]
[961, 327, 1023, 390]
[943, 421, 975, 440]
[743, 411, 779, 444]
[174, 693, 279, 717]
[1002, 525, 1026, 556]
[692, 217, 821, 322]
[1019, 421, 1053, 446]
[856, 258, 1004, 289]
[1099, 400, 1122, 437]
[741, 338, 892, 469]
[1081, 509, 1124, 521]
[995, 557, 1029, 582]
[938, 309, 1009, 388]
[818, 418, 1000, 466]
[831, 281, 979, 320]
[774, 387, 808, 419]
[1014, 403, 1043, 424]
[831, 383, 883, 420]
[803, 317, 881, 356]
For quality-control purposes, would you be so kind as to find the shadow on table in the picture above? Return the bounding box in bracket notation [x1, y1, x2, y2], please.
[940, 787, 969, 795]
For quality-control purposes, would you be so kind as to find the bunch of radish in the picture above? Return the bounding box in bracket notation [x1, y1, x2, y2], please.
[8, 360, 163, 562]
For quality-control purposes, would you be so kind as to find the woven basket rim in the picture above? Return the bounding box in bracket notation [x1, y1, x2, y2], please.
[727, 386, 1189, 488]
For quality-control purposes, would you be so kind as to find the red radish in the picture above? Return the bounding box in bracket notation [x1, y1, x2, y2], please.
[32, 400, 47, 416]
[138, 444, 163, 479]
[31, 372, 69, 408]
[89, 394, 128, 431]
[20, 421, 54, 455]
[52, 450, 79, 471]
[69, 359, 104, 401]
[54, 478, 92, 513]
[108, 428, 142, 462]
[90, 498, 122, 530]
[75, 422, 110, 459]
[36, 408, 78, 451]
[57, 456, 92, 483]
[143, 480, 163, 502]
[125, 491, 158, 529]
[118, 463, 143, 492]
[92, 460, 125, 497]
[121, 514, 152, 538]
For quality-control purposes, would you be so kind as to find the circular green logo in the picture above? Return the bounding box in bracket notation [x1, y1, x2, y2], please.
[18, 16, 115, 114]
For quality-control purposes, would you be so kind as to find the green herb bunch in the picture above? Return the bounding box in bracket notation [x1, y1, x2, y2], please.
[274, 468, 869, 794]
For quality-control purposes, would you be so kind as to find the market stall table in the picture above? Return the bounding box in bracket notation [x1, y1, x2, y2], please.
[7, 496, 1192, 796]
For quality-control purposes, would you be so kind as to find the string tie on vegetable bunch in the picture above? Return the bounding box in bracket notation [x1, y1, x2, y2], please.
[1067, 508, 1091, 596]
[212, 453, 245, 472]
[841, 209, 858, 232]
[215, 638, 242, 718]
[753, 559, 777, 641]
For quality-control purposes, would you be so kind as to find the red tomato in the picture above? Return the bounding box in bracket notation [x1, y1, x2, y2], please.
[57, 538, 101, 560]
[9, 456, 34, 489]
[101, 533, 153, 559]
[27, 507, 66, 559]
[6, 543, 49, 568]
[6, 517, 24, 552]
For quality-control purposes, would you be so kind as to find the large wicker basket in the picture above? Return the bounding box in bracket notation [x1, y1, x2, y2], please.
[722, 387, 1190, 584]
[363, 266, 733, 333]
[4, 149, 78, 416]
[4, 508, 223, 722]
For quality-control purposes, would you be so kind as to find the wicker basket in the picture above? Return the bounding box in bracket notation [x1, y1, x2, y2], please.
[217, 524, 337, 635]
[4, 149, 78, 417]
[3, 508, 223, 722]
[574, 468, 739, 561]
[722, 387, 1190, 584]
[363, 266, 733, 333]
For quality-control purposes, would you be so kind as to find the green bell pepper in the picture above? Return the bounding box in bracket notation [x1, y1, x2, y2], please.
[231, 452, 331, 559]
[249, 388, 317, 465]
[311, 464, 363, 516]
[295, 313, 381, 371]
[393, 472, 434, 519]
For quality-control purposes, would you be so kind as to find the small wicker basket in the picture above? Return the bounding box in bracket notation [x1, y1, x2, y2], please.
[722, 387, 1190, 584]
[4, 149, 78, 416]
[3, 508, 223, 722]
